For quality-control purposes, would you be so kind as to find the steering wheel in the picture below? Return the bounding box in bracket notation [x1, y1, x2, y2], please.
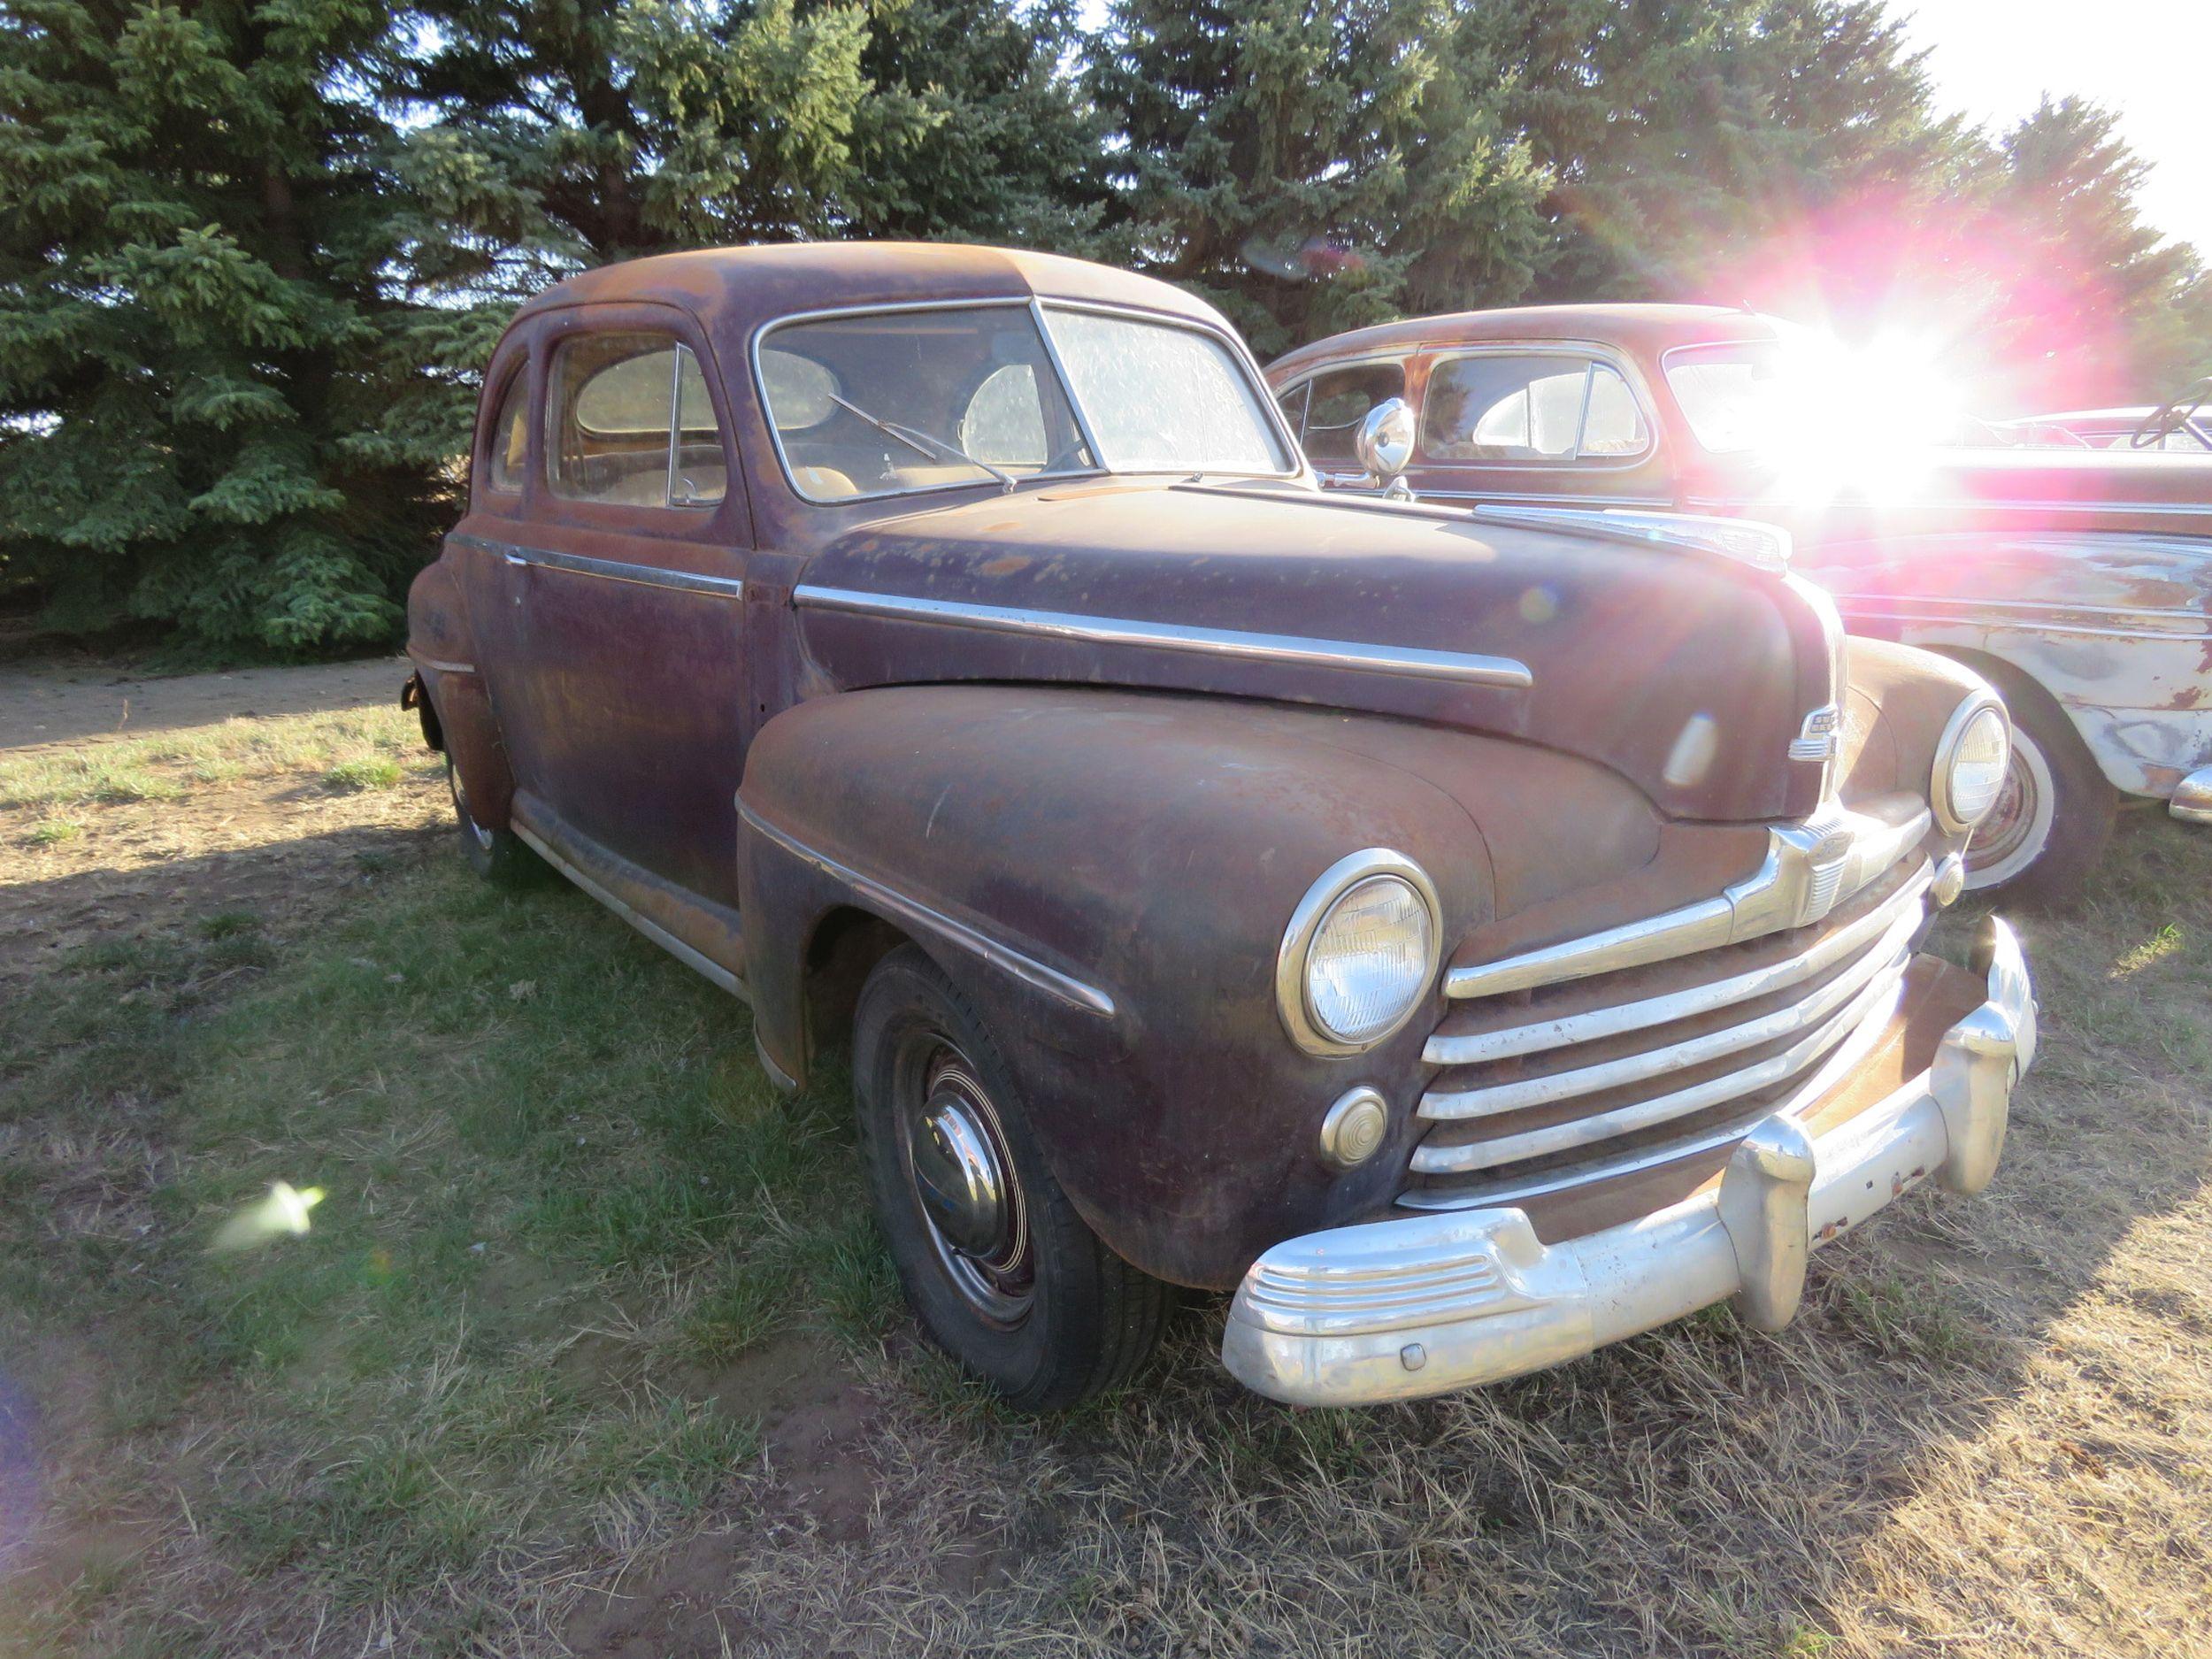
[2131, 377, 2211, 449]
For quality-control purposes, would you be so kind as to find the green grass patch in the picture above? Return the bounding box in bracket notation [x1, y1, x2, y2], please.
[0, 855, 871, 1650]
[322, 756, 403, 793]
[0, 705, 415, 810]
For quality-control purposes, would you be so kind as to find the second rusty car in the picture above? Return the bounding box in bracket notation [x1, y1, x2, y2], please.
[405, 246, 2037, 1409]
[1269, 306, 2212, 900]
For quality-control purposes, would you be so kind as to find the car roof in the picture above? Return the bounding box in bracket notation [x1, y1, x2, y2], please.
[1268, 303, 1779, 380]
[510, 242, 1229, 342]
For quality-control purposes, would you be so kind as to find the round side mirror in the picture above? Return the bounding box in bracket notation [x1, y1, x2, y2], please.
[1354, 398, 1416, 482]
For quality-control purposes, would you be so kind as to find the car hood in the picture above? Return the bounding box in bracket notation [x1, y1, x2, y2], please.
[793, 479, 1839, 822]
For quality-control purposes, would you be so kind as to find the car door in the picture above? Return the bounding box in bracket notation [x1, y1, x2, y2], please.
[487, 301, 753, 922]
[1399, 346, 1673, 510]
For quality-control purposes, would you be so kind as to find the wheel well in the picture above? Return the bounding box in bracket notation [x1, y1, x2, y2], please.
[802, 907, 911, 1065]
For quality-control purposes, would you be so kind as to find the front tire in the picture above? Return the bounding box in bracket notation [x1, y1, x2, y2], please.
[853, 945, 1167, 1410]
[1962, 665, 2115, 902]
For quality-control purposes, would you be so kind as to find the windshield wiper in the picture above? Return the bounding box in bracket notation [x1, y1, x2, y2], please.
[828, 393, 1014, 492]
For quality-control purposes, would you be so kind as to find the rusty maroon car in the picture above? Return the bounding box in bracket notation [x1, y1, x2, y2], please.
[1269, 306, 2212, 899]
[404, 247, 2037, 1409]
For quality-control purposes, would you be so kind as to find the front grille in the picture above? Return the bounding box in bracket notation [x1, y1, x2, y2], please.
[1404, 832, 1933, 1213]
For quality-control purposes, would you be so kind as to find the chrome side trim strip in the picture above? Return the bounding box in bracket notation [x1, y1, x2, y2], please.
[1420, 909, 1918, 1120]
[510, 821, 749, 1000]
[792, 585, 1534, 689]
[409, 652, 478, 676]
[1446, 809, 1930, 1001]
[1409, 967, 1909, 1176]
[1426, 863, 1931, 1066]
[1825, 604, 2212, 645]
[737, 801, 1117, 1018]
[454, 534, 744, 599]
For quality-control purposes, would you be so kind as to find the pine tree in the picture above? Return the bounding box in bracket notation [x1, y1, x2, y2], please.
[1086, 0, 1549, 357]
[388, 0, 1105, 298]
[0, 0, 454, 651]
[1973, 97, 2212, 406]
[1479, 0, 1970, 302]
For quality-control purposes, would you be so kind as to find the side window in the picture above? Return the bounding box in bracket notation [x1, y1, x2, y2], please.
[1276, 382, 1310, 440]
[548, 334, 726, 508]
[484, 369, 530, 494]
[1299, 363, 1405, 465]
[1422, 354, 1650, 463]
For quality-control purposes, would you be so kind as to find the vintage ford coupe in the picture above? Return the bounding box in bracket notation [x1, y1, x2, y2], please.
[405, 247, 2037, 1409]
[1268, 306, 2212, 899]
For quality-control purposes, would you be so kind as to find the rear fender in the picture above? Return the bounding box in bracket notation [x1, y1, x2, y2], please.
[406, 556, 513, 828]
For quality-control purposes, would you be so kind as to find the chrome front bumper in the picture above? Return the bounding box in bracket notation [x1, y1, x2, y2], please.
[2170, 765, 2212, 826]
[1222, 919, 2037, 1407]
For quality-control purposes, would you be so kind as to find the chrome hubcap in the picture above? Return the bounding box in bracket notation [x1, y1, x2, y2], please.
[903, 1047, 1032, 1323]
[1967, 744, 2039, 875]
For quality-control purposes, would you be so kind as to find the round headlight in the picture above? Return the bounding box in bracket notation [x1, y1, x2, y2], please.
[1278, 851, 1440, 1053]
[1935, 698, 2010, 832]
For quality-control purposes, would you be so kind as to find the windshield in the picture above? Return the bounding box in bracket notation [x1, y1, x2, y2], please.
[757, 303, 1290, 501]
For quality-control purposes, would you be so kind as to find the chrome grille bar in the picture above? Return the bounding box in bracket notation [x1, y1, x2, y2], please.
[1398, 982, 1903, 1211]
[1419, 899, 1922, 1122]
[1445, 803, 1931, 1002]
[1422, 864, 1931, 1080]
[1409, 962, 1911, 1175]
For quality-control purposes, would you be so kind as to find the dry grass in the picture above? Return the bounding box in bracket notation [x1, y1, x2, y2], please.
[1, 685, 2207, 1658]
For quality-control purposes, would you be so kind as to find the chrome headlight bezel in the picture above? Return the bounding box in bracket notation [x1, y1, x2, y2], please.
[1932, 691, 2011, 833]
[1276, 849, 1443, 1056]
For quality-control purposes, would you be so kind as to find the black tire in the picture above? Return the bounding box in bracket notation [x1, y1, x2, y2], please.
[445, 757, 541, 887]
[1962, 663, 2116, 904]
[853, 944, 1167, 1410]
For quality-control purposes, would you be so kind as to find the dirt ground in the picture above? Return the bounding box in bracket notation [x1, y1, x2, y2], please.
[0, 651, 413, 751]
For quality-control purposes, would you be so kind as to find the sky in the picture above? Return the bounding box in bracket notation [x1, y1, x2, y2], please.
[1898, 0, 2208, 256]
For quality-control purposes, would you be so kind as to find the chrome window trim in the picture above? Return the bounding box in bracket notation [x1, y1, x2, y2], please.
[1270, 351, 1413, 465]
[1414, 342, 1659, 472]
[543, 330, 723, 513]
[791, 584, 1535, 689]
[1932, 690, 2011, 834]
[1424, 859, 1933, 1067]
[1410, 962, 1909, 1175]
[1274, 849, 1443, 1056]
[451, 535, 744, 599]
[1033, 296, 1304, 479]
[1445, 804, 1932, 1001]
[736, 801, 1116, 1019]
[749, 295, 1303, 506]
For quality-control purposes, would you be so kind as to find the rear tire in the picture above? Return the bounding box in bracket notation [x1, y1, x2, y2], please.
[1962, 664, 2115, 903]
[446, 757, 541, 887]
[853, 944, 1167, 1411]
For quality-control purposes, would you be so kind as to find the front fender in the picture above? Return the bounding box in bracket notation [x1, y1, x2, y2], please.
[735, 684, 1664, 1287]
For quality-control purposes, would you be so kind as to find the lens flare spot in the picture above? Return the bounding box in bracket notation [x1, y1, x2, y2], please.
[1517, 585, 1560, 624]
[1663, 712, 1720, 788]
[212, 1180, 326, 1252]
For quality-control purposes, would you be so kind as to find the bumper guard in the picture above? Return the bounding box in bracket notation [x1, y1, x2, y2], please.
[1222, 918, 2037, 1406]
